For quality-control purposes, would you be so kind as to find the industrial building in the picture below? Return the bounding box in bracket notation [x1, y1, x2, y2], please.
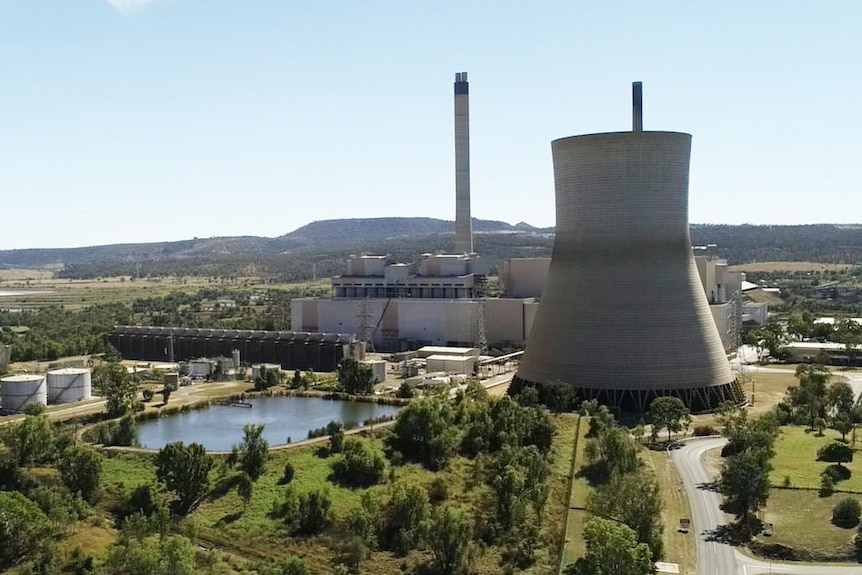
[514, 83, 744, 412]
[108, 326, 363, 372]
[1, 374, 47, 414]
[0, 367, 93, 414]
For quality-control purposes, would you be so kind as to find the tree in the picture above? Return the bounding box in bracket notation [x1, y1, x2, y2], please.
[828, 381, 856, 420]
[584, 424, 640, 480]
[327, 421, 345, 454]
[93, 360, 139, 417]
[648, 396, 691, 443]
[817, 441, 854, 468]
[337, 358, 376, 395]
[1, 411, 57, 466]
[155, 442, 213, 514]
[564, 518, 653, 575]
[380, 484, 429, 555]
[162, 385, 172, 404]
[490, 464, 527, 534]
[426, 505, 476, 575]
[231, 424, 269, 481]
[0, 491, 53, 571]
[255, 366, 283, 391]
[58, 445, 102, 502]
[788, 364, 831, 429]
[586, 470, 664, 560]
[391, 396, 457, 470]
[719, 448, 771, 533]
[332, 438, 387, 487]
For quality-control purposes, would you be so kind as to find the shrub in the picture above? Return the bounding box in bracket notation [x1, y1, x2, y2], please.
[277, 488, 333, 536]
[142, 389, 155, 402]
[832, 498, 862, 528]
[327, 421, 345, 454]
[693, 425, 717, 437]
[427, 476, 449, 503]
[332, 438, 387, 487]
[280, 461, 295, 485]
[396, 382, 414, 399]
[820, 472, 835, 495]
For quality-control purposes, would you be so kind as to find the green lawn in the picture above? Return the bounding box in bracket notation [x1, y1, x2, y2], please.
[761, 488, 861, 560]
[770, 426, 862, 492]
[559, 416, 590, 571]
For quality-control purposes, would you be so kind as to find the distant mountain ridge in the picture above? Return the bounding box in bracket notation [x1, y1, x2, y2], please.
[0, 217, 549, 268]
[0, 220, 860, 281]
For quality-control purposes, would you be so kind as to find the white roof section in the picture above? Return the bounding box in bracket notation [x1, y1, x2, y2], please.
[416, 346, 478, 358]
[741, 280, 759, 291]
[425, 354, 475, 363]
[785, 341, 862, 350]
[814, 317, 862, 326]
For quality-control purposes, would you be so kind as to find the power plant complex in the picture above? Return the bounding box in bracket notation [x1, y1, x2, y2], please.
[81, 74, 754, 414]
[289, 76, 752, 411]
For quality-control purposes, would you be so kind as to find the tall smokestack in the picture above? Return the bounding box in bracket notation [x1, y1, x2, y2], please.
[454, 71, 473, 254]
[632, 81, 643, 131]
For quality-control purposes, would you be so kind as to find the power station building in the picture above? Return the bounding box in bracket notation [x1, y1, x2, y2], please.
[514, 83, 744, 412]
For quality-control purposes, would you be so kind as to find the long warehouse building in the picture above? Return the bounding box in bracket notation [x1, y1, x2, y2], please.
[108, 326, 363, 372]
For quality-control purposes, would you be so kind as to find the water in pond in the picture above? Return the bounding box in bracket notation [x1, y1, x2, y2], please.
[136, 396, 402, 451]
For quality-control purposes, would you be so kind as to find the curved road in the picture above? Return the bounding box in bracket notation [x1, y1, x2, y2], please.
[671, 437, 860, 575]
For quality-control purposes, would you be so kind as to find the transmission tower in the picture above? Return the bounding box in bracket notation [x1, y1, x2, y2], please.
[474, 298, 488, 354]
[356, 298, 375, 353]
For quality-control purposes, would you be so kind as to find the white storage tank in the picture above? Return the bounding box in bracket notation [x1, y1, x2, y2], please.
[1, 374, 47, 414]
[46, 368, 92, 404]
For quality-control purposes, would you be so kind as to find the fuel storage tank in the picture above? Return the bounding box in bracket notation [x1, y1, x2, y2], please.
[1, 374, 47, 414]
[46, 368, 92, 404]
[514, 127, 743, 412]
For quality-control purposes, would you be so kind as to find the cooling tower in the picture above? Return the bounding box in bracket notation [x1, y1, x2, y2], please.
[515, 124, 743, 412]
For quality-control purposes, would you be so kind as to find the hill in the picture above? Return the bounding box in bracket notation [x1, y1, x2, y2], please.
[0, 220, 859, 281]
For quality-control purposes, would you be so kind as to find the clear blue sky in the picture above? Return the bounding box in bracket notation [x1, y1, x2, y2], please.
[1, 1, 859, 249]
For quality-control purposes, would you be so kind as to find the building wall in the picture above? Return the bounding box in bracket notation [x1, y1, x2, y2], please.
[292, 298, 535, 350]
[501, 258, 551, 298]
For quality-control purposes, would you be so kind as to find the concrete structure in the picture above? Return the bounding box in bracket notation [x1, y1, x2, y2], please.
[454, 71, 472, 254]
[292, 297, 539, 351]
[46, 368, 92, 404]
[416, 346, 478, 359]
[0, 344, 10, 370]
[189, 359, 216, 378]
[109, 326, 363, 372]
[515, 90, 742, 412]
[500, 258, 551, 298]
[164, 372, 180, 388]
[1, 374, 47, 414]
[332, 254, 486, 299]
[360, 360, 386, 383]
[426, 354, 476, 375]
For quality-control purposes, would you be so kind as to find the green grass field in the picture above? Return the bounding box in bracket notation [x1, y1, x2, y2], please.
[761, 488, 861, 559]
[770, 426, 862, 492]
[559, 416, 589, 571]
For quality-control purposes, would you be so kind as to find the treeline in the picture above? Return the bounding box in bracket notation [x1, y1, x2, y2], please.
[690, 224, 862, 265]
[0, 304, 130, 362]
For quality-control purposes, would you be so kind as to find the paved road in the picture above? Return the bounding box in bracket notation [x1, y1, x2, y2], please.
[671, 437, 861, 575]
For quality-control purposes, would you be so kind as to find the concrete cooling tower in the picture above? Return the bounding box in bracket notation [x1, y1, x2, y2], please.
[515, 85, 743, 412]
